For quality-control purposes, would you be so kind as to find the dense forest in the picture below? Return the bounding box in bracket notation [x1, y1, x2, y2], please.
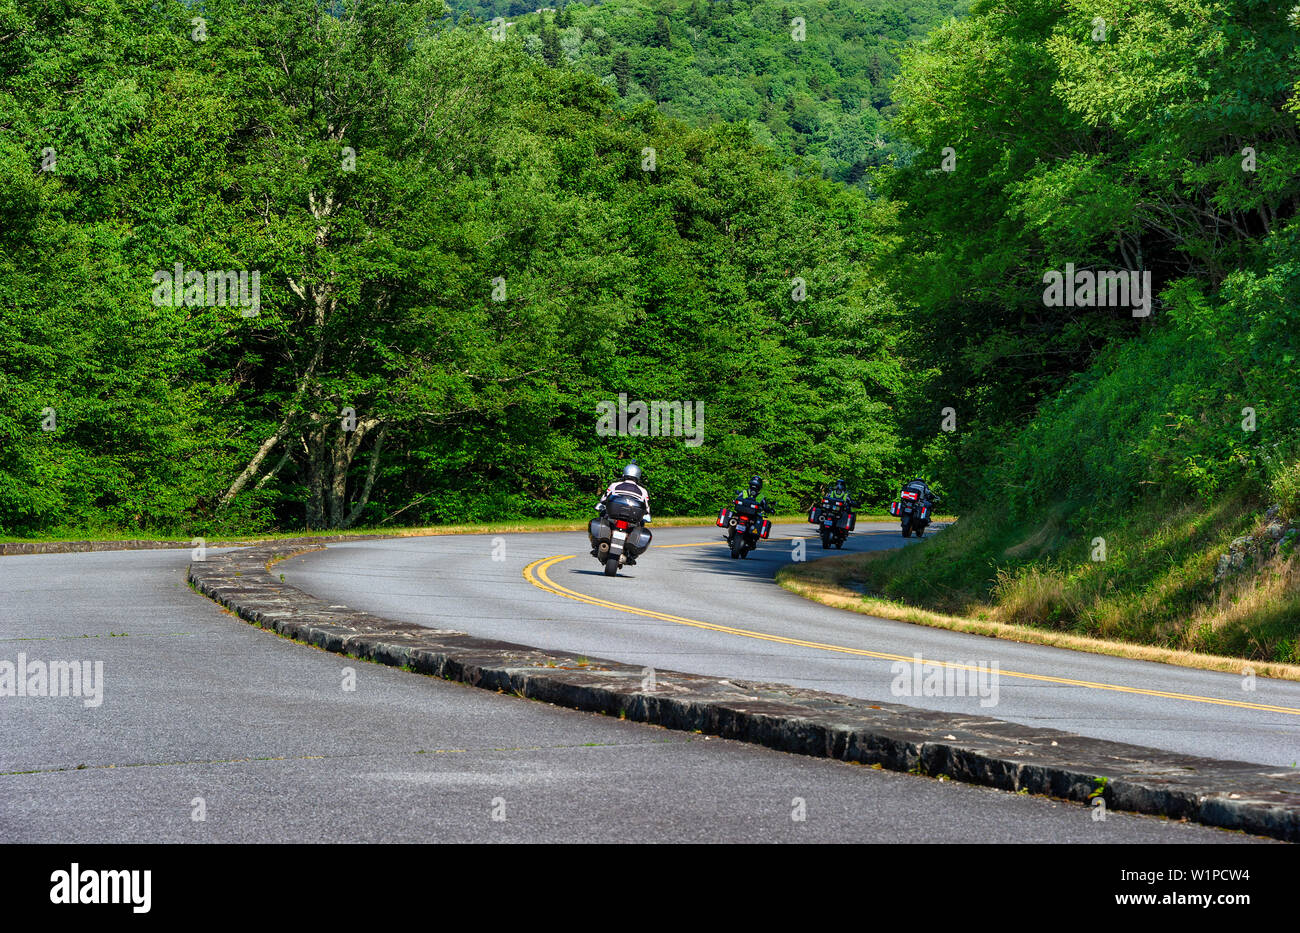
[484, 0, 970, 186]
[0, 0, 903, 533]
[2, 0, 1299, 656]
[866, 0, 1300, 659]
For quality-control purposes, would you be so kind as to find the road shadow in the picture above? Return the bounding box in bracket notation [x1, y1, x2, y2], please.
[571, 567, 642, 579]
[667, 522, 949, 583]
[553, 522, 945, 586]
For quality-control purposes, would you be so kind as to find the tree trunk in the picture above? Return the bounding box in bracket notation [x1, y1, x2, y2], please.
[343, 424, 388, 528]
[217, 422, 293, 511]
[303, 419, 329, 528]
[217, 274, 330, 512]
[303, 415, 382, 528]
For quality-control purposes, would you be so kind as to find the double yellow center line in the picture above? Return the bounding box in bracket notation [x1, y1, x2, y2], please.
[522, 551, 1300, 717]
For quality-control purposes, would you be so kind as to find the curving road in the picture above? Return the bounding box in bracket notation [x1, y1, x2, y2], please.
[283, 523, 1300, 769]
[0, 536, 1275, 842]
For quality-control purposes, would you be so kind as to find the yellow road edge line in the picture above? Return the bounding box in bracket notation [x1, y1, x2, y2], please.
[521, 554, 1300, 717]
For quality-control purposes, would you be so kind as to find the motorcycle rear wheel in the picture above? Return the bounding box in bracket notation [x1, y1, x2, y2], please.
[902, 523, 912, 538]
[604, 556, 619, 576]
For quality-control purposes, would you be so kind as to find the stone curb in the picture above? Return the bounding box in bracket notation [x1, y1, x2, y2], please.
[189, 542, 1300, 842]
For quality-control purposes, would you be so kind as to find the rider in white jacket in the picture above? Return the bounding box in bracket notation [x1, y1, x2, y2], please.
[593, 462, 652, 563]
[598, 462, 652, 522]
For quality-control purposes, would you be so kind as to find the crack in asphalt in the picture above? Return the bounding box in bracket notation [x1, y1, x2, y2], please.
[0, 632, 198, 642]
[0, 738, 689, 777]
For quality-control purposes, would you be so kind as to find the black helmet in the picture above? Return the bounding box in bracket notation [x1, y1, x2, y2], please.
[622, 462, 643, 483]
[748, 475, 763, 495]
[833, 478, 847, 493]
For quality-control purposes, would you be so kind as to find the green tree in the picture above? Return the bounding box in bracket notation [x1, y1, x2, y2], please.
[652, 14, 672, 48]
[541, 24, 561, 65]
[612, 49, 631, 96]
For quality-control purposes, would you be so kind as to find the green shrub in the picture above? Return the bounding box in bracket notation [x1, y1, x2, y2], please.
[1270, 460, 1300, 521]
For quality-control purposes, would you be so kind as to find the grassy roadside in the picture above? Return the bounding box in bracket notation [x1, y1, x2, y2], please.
[778, 496, 1300, 678]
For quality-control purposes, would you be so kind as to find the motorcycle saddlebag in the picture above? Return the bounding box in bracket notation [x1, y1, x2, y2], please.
[889, 501, 900, 517]
[808, 506, 819, 525]
[919, 504, 931, 521]
[759, 518, 772, 539]
[837, 511, 856, 531]
[717, 507, 732, 528]
[589, 517, 610, 542]
[627, 525, 652, 554]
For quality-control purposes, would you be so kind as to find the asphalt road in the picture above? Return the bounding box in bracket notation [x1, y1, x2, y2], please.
[0, 545, 1263, 842]
[283, 523, 1300, 769]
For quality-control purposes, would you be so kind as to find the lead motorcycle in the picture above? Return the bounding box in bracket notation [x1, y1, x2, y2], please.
[716, 494, 774, 559]
[809, 494, 856, 549]
[589, 493, 653, 576]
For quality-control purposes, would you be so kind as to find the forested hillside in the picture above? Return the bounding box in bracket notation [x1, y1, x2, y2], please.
[860, 0, 1300, 660]
[474, 0, 969, 185]
[0, 0, 903, 535]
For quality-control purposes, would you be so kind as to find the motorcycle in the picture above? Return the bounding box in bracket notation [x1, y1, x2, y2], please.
[589, 493, 653, 576]
[716, 494, 774, 559]
[889, 482, 936, 538]
[808, 495, 855, 549]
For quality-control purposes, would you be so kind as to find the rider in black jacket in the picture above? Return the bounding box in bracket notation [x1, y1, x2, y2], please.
[902, 477, 939, 508]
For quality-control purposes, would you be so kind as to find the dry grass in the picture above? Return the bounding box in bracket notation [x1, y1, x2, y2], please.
[777, 551, 1300, 681]
[990, 564, 1081, 627]
[1184, 548, 1300, 659]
